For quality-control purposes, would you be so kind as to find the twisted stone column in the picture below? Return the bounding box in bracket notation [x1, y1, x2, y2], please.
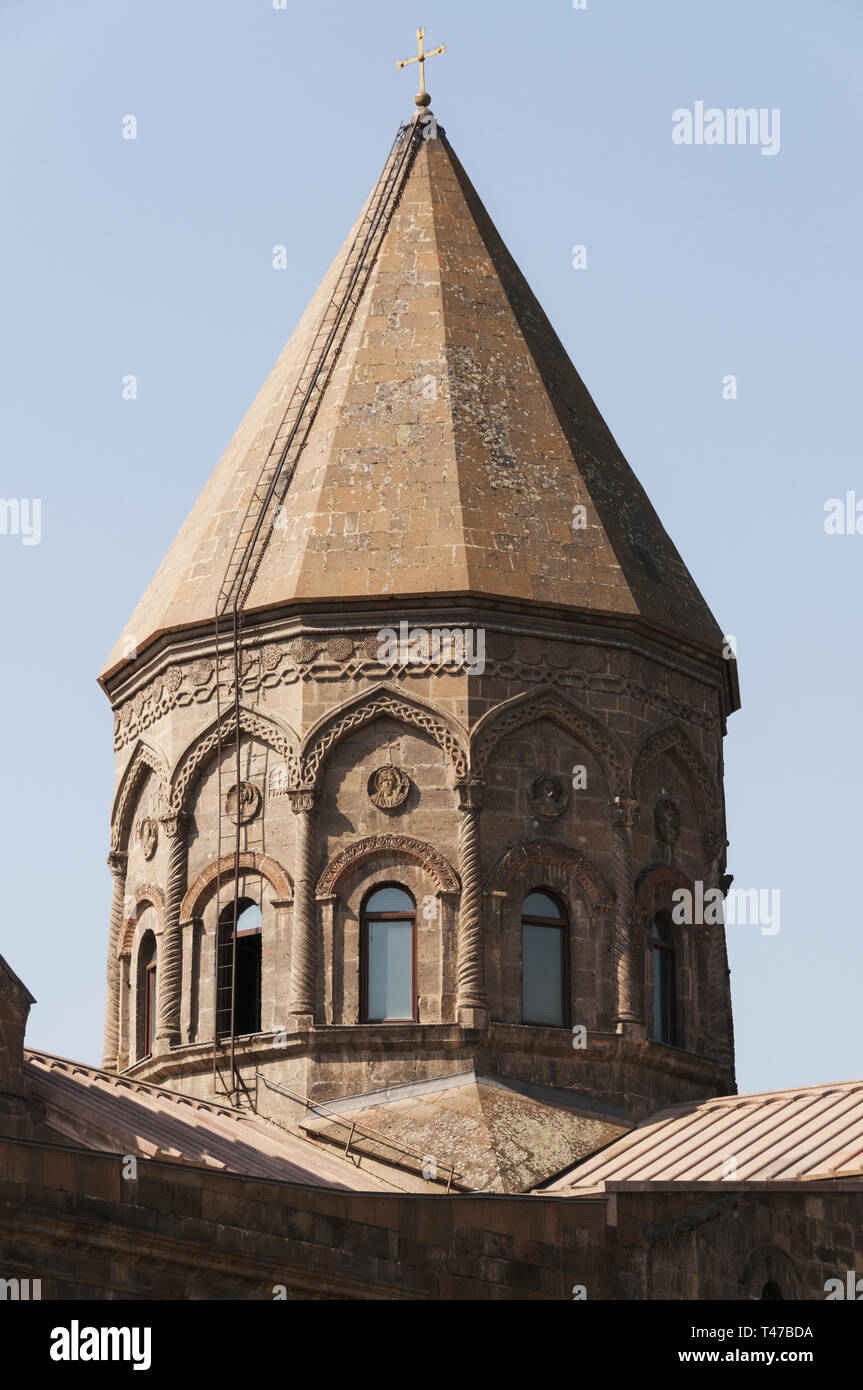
[704, 831, 735, 1066]
[102, 849, 128, 1070]
[289, 790, 319, 1023]
[155, 812, 188, 1052]
[456, 782, 488, 1028]
[611, 796, 641, 1034]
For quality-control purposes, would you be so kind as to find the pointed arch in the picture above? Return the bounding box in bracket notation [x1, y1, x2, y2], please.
[110, 740, 171, 851]
[486, 841, 614, 904]
[298, 684, 469, 786]
[168, 707, 299, 814]
[317, 835, 460, 899]
[470, 687, 628, 793]
[181, 852, 293, 922]
[632, 720, 719, 813]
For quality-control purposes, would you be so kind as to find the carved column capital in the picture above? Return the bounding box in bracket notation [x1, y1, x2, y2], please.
[289, 789, 320, 816]
[107, 850, 128, 877]
[457, 781, 485, 813]
[610, 796, 639, 830]
[159, 811, 188, 840]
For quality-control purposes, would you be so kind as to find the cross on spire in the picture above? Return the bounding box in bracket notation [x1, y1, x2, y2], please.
[397, 28, 446, 108]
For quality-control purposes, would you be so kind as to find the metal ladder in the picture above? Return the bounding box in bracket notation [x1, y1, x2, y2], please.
[212, 116, 426, 1105]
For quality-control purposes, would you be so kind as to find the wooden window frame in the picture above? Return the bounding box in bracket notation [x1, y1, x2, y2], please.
[360, 884, 418, 1025]
[143, 941, 157, 1059]
[521, 891, 571, 1030]
[651, 913, 677, 1046]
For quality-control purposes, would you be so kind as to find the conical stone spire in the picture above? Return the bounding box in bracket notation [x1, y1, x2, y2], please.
[101, 123, 729, 685]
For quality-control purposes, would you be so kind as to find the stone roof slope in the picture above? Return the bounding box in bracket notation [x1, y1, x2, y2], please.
[301, 1070, 629, 1193]
[102, 120, 728, 683]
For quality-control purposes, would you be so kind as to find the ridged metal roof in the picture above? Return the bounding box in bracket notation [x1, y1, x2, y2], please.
[545, 1080, 863, 1191]
[25, 1049, 388, 1190]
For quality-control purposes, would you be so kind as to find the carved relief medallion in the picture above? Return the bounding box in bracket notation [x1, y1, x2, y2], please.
[226, 782, 262, 824]
[529, 775, 570, 820]
[655, 798, 681, 845]
[368, 765, 411, 813]
[327, 636, 355, 662]
[190, 659, 213, 687]
[137, 818, 159, 860]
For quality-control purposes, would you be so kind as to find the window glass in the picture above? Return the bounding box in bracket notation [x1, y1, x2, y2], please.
[523, 891, 563, 919]
[367, 919, 413, 1021]
[366, 886, 414, 914]
[522, 923, 565, 1026]
[652, 915, 674, 1044]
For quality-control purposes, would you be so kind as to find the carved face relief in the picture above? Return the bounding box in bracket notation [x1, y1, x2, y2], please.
[368, 765, 411, 812]
[137, 818, 159, 860]
[529, 775, 570, 820]
[226, 781, 263, 824]
[655, 798, 681, 845]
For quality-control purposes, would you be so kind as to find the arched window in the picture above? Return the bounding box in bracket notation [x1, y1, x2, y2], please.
[216, 899, 263, 1039]
[141, 935, 157, 1058]
[651, 915, 676, 1045]
[522, 891, 569, 1028]
[761, 1281, 783, 1301]
[361, 886, 417, 1023]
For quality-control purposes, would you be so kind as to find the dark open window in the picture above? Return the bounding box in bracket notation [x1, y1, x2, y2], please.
[521, 891, 570, 1028]
[142, 936, 157, 1058]
[652, 914, 676, 1045]
[361, 886, 417, 1023]
[216, 899, 262, 1039]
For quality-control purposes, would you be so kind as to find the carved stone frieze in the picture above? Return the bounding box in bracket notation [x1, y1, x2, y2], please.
[112, 633, 721, 752]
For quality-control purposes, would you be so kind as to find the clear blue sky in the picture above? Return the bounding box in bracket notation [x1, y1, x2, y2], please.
[1, 0, 860, 1095]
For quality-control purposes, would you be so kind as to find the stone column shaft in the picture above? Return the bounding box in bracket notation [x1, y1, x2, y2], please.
[102, 850, 128, 1070]
[611, 796, 642, 1033]
[289, 791, 319, 1023]
[456, 783, 488, 1028]
[155, 812, 188, 1051]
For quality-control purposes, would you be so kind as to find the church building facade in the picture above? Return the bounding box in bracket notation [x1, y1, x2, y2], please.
[97, 111, 740, 1191]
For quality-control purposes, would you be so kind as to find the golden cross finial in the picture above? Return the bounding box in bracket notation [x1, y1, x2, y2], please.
[397, 28, 446, 108]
